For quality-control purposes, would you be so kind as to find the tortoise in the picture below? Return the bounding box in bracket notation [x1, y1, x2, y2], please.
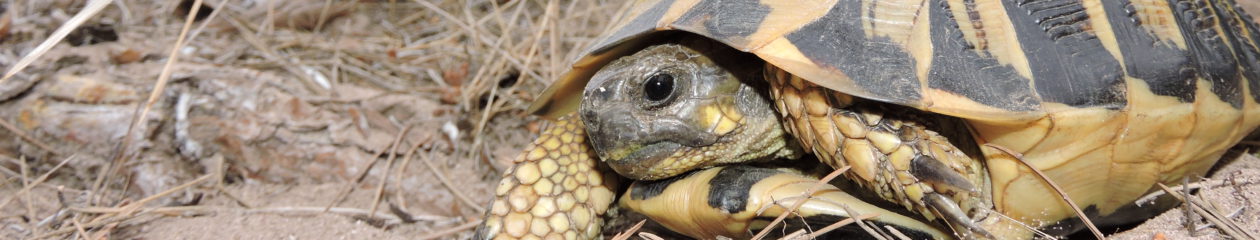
[476, 0, 1260, 239]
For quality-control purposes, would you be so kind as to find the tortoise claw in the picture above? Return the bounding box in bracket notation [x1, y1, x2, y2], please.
[619, 166, 952, 239]
[912, 155, 997, 238]
[911, 155, 978, 194]
[926, 192, 994, 239]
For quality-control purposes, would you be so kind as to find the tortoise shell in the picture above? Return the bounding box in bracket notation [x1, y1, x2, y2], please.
[529, 0, 1260, 232]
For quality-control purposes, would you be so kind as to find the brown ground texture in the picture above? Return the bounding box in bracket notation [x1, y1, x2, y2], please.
[0, 1, 1258, 240]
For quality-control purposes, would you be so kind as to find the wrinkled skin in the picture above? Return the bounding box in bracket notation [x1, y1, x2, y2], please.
[579, 41, 801, 180]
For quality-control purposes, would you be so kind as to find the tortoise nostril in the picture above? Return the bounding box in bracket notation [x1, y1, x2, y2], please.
[581, 83, 616, 118]
[580, 108, 600, 128]
[594, 86, 613, 100]
[580, 102, 602, 122]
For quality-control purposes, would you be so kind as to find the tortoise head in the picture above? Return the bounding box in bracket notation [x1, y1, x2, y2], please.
[579, 43, 801, 180]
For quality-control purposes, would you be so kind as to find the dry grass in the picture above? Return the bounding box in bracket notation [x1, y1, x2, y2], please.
[0, 0, 622, 239]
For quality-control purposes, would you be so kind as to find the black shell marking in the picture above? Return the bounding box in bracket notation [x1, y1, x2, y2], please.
[535, 0, 1260, 119]
[1173, 0, 1244, 108]
[1205, 0, 1248, 108]
[1104, 0, 1198, 103]
[589, 0, 676, 56]
[675, 0, 771, 40]
[1214, 1, 1260, 104]
[785, 0, 923, 105]
[1007, 0, 1128, 109]
[1232, 2, 1260, 103]
[929, 0, 1041, 111]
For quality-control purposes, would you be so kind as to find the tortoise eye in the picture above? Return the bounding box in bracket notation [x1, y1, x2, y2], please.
[643, 72, 675, 102]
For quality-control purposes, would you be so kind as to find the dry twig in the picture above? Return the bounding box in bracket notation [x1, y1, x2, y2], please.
[420, 146, 486, 213]
[752, 166, 850, 240]
[417, 220, 482, 240]
[412, 0, 545, 82]
[370, 126, 423, 218]
[611, 220, 647, 240]
[846, 205, 890, 240]
[0, 155, 75, 211]
[1158, 183, 1258, 240]
[325, 125, 413, 212]
[780, 213, 880, 240]
[1135, 178, 1259, 205]
[391, 138, 432, 213]
[0, 118, 56, 154]
[221, 12, 328, 94]
[92, 0, 206, 205]
[0, 0, 112, 83]
[313, 0, 336, 32]
[986, 143, 1105, 239]
[38, 175, 210, 239]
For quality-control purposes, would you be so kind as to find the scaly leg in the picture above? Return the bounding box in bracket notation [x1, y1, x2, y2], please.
[767, 67, 996, 238]
[476, 115, 620, 240]
[619, 165, 953, 239]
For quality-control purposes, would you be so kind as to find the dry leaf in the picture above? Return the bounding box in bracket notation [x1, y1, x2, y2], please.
[442, 62, 469, 87]
[0, 6, 10, 42]
[112, 49, 143, 64]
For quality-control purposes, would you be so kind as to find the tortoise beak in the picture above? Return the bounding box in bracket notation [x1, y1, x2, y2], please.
[580, 69, 719, 180]
[581, 105, 691, 180]
[583, 110, 656, 161]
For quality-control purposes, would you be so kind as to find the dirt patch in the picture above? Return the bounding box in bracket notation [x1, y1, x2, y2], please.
[1110, 155, 1260, 239]
[122, 184, 414, 240]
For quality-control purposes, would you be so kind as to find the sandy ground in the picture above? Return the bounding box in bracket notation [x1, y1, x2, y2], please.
[0, 1, 1258, 240]
[1109, 154, 1260, 240]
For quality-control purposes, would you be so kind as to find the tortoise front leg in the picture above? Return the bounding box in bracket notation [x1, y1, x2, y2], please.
[477, 115, 620, 240]
[767, 68, 999, 239]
